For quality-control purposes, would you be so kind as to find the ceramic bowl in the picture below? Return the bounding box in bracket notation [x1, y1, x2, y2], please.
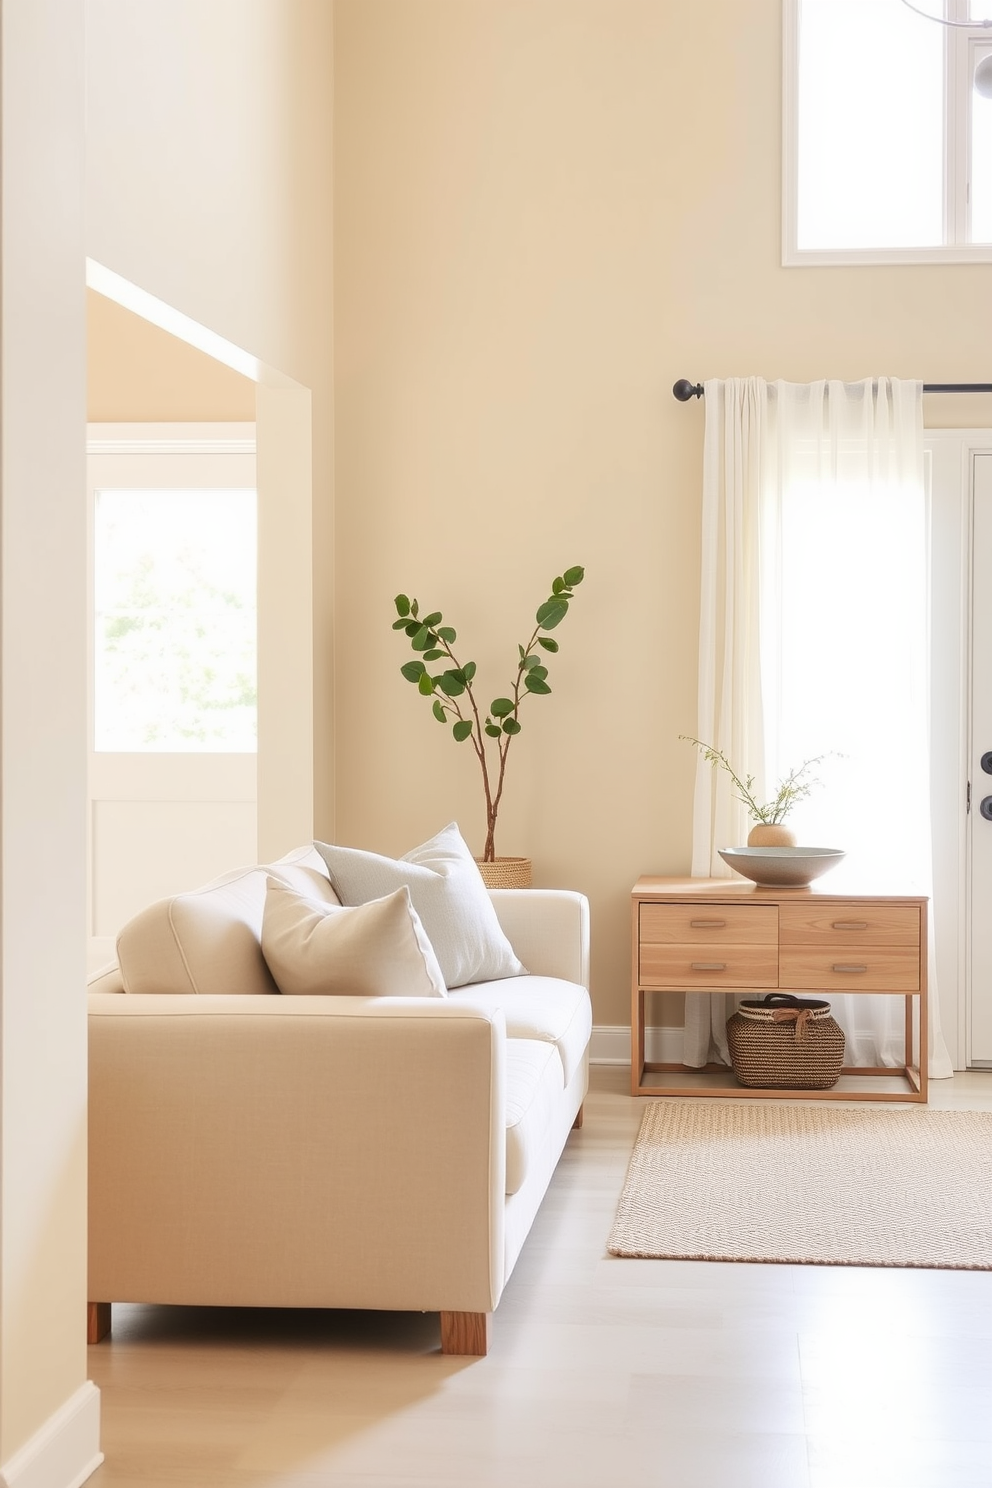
[717, 846, 845, 888]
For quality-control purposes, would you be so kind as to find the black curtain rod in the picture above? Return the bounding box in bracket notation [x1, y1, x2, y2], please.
[672, 379, 992, 401]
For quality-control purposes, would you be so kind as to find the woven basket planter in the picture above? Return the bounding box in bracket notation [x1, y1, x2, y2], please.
[726, 993, 845, 1090]
[474, 856, 532, 889]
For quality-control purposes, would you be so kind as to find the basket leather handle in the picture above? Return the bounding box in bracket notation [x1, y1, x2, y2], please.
[771, 1006, 814, 1040]
[760, 993, 816, 1039]
[753, 991, 833, 1041]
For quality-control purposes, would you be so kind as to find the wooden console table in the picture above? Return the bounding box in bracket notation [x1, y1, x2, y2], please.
[631, 877, 928, 1103]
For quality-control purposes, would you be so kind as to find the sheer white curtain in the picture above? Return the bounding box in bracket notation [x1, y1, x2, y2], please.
[686, 376, 951, 1078]
[686, 379, 769, 1065]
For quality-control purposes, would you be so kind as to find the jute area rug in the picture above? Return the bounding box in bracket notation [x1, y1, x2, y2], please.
[607, 1101, 992, 1269]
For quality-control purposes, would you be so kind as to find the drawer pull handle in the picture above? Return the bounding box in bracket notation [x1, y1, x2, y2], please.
[832, 920, 869, 931]
[691, 961, 727, 972]
[832, 963, 868, 974]
[690, 919, 727, 929]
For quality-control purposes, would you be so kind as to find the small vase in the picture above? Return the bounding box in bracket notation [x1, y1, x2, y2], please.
[746, 822, 797, 848]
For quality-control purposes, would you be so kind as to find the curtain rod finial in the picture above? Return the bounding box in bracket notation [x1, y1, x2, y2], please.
[673, 379, 704, 402]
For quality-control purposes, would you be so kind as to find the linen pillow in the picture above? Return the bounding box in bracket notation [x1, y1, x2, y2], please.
[314, 822, 526, 988]
[261, 878, 447, 999]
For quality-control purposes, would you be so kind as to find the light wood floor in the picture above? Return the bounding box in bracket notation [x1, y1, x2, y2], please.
[87, 1065, 992, 1488]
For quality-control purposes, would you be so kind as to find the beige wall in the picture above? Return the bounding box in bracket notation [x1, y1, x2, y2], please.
[333, 0, 992, 1028]
[87, 290, 256, 422]
[85, 0, 335, 831]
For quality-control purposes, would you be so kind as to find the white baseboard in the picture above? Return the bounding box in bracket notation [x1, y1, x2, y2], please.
[590, 1024, 683, 1066]
[0, 1382, 102, 1488]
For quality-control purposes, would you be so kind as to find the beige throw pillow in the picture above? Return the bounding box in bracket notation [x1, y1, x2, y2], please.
[261, 879, 447, 998]
[314, 822, 525, 988]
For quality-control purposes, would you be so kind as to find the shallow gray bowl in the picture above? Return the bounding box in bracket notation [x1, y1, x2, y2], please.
[717, 846, 846, 888]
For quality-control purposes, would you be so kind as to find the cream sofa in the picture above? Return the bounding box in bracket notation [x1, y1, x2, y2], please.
[87, 846, 591, 1355]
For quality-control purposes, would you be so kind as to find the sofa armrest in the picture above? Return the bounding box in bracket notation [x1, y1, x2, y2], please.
[87, 993, 506, 1314]
[487, 889, 589, 987]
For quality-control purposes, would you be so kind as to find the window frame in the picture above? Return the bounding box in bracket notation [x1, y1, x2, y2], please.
[782, 0, 992, 265]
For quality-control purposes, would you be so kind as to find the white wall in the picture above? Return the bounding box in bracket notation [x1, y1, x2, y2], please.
[0, 1, 101, 1484]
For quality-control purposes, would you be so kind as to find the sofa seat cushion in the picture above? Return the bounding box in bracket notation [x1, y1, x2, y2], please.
[117, 846, 338, 996]
[448, 975, 591, 1086]
[504, 1038, 564, 1196]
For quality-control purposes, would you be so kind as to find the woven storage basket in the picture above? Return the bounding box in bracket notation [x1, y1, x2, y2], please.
[726, 993, 845, 1090]
[474, 856, 532, 889]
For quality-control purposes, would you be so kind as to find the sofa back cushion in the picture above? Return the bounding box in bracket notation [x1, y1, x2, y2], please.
[116, 846, 338, 995]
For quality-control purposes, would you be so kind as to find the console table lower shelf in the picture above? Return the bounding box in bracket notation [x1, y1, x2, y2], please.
[631, 877, 928, 1104]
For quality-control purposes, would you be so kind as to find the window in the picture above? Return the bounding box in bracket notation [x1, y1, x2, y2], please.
[783, 0, 992, 263]
[94, 486, 257, 752]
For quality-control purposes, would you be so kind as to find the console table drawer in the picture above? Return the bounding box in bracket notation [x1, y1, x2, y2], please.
[779, 945, 920, 992]
[639, 903, 777, 945]
[639, 943, 779, 988]
[779, 903, 921, 947]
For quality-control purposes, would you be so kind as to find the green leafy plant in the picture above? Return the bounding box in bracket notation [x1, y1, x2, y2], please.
[392, 566, 585, 862]
[680, 736, 828, 825]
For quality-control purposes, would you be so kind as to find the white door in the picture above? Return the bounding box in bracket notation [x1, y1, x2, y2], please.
[87, 426, 257, 969]
[970, 452, 992, 1063]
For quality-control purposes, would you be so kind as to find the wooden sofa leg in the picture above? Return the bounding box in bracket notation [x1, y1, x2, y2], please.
[440, 1310, 490, 1356]
[572, 1103, 584, 1129]
[87, 1302, 111, 1344]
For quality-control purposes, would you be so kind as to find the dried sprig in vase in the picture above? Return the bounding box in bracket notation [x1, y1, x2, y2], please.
[680, 736, 828, 846]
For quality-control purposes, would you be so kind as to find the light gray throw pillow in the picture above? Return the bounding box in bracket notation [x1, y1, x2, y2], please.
[314, 822, 526, 988]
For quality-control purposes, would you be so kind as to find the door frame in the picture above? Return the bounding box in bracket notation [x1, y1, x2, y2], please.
[88, 414, 314, 863]
[86, 424, 260, 965]
[927, 429, 992, 1069]
[86, 416, 316, 960]
[966, 448, 992, 1065]
[85, 261, 316, 867]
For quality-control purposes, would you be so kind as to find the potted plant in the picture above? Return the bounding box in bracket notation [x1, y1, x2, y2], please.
[391, 566, 585, 885]
[680, 736, 827, 846]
